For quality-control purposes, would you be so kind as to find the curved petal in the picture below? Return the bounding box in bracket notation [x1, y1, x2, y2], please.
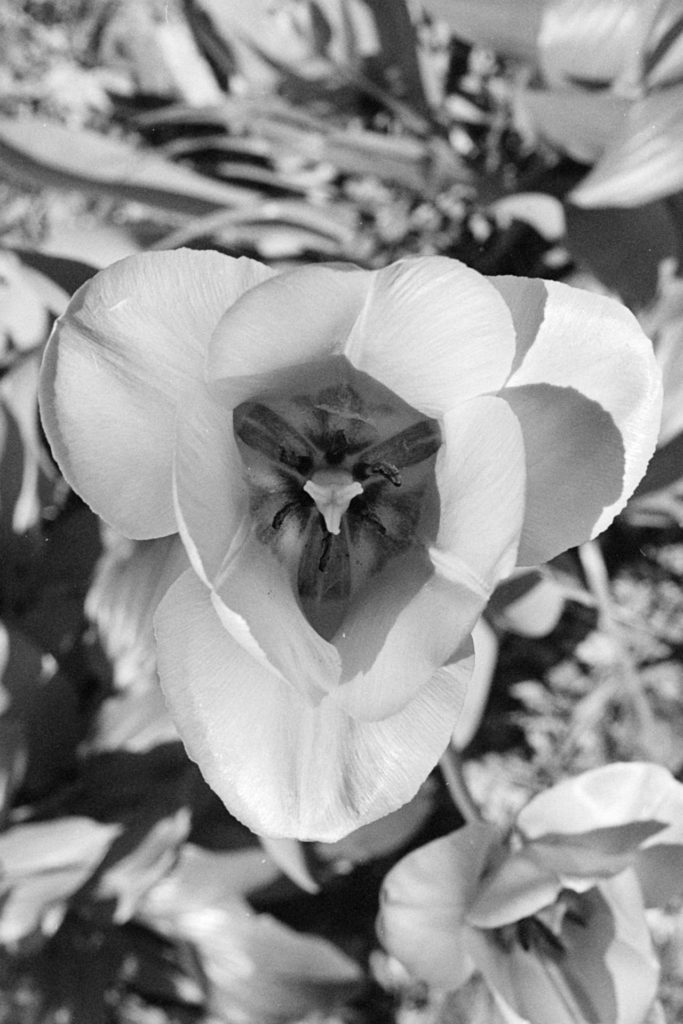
[434, 396, 525, 586]
[502, 383, 625, 565]
[173, 381, 249, 584]
[517, 763, 683, 841]
[213, 534, 341, 703]
[503, 279, 662, 557]
[331, 396, 525, 721]
[207, 264, 371, 382]
[378, 823, 504, 990]
[39, 249, 273, 538]
[469, 872, 658, 1024]
[520, 88, 629, 164]
[154, 569, 470, 841]
[332, 553, 483, 721]
[345, 258, 516, 417]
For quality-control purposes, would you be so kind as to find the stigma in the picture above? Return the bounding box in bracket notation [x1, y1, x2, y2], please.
[303, 471, 364, 535]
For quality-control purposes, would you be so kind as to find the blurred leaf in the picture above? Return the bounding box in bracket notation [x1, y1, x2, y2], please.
[571, 83, 683, 207]
[452, 617, 498, 751]
[139, 843, 281, 917]
[12, 248, 98, 297]
[521, 87, 627, 165]
[535, 0, 647, 88]
[84, 684, 179, 755]
[0, 115, 262, 217]
[0, 817, 121, 946]
[121, 923, 206, 1008]
[354, 0, 432, 124]
[0, 712, 27, 826]
[0, 626, 80, 799]
[488, 192, 565, 241]
[97, 808, 192, 924]
[140, 893, 362, 1024]
[490, 570, 567, 638]
[425, 0, 543, 61]
[635, 431, 683, 497]
[1, 353, 55, 534]
[0, 251, 50, 355]
[155, 199, 358, 258]
[565, 199, 680, 309]
[86, 532, 188, 691]
[259, 836, 321, 894]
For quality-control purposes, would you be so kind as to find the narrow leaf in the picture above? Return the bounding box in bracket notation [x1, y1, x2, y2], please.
[0, 116, 261, 216]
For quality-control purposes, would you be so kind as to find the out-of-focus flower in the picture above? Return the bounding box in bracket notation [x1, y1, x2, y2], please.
[136, 842, 362, 1023]
[380, 762, 683, 1024]
[0, 817, 121, 947]
[38, 249, 660, 840]
[430, 0, 683, 207]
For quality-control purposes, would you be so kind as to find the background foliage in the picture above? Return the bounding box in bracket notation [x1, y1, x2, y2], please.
[1, 1, 683, 1021]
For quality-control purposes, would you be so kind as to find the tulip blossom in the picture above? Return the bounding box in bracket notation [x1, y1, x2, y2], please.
[429, 0, 683, 207]
[379, 762, 683, 1024]
[39, 248, 660, 840]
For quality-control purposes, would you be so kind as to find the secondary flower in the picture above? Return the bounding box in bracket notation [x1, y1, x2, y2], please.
[379, 762, 683, 1024]
[431, 0, 683, 206]
[38, 249, 660, 840]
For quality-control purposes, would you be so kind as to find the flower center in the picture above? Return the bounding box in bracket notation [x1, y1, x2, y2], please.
[233, 358, 441, 638]
[302, 470, 364, 535]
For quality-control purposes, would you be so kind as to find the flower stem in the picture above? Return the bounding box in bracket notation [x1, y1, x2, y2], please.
[439, 745, 482, 823]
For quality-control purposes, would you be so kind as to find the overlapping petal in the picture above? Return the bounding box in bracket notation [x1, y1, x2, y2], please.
[516, 762, 683, 907]
[468, 871, 658, 1024]
[39, 249, 273, 538]
[499, 278, 662, 563]
[344, 258, 517, 417]
[172, 381, 249, 584]
[379, 822, 503, 991]
[332, 395, 525, 720]
[154, 569, 471, 841]
[207, 264, 370, 384]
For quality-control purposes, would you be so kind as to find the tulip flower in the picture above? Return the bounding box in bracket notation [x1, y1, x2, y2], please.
[429, 0, 683, 207]
[39, 248, 660, 840]
[379, 762, 683, 1024]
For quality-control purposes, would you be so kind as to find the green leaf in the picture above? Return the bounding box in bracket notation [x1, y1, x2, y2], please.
[565, 199, 679, 309]
[0, 626, 81, 799]
[0, 116, 261, 216]
[570, 84, 683, 207]
[425, 0, 543, 61]
[0, 817, 121, 945]
[97, 808, 192, 923]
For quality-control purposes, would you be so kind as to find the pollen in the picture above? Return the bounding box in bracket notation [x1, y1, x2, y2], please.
[303, 471, 364, 535]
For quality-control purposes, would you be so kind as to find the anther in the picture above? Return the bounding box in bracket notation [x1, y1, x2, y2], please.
[355, 460, 402, 487]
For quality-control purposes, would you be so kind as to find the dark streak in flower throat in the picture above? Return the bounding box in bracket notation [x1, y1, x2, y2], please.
[233, 362, 441, 639]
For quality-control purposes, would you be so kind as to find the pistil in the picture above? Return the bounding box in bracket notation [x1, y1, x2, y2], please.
[303, 470, 364, 535]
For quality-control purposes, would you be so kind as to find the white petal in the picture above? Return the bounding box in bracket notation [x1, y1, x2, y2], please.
[154, 569, 470, 841]
[39, 249, 273, 538]
[213, 534, 340, 703]
[207, 263, 370, 382]
[345, 257, 516, 417]
[379, 823, 504, 990]
[173, 381, 248, 584]
[504, 278, 662, 557]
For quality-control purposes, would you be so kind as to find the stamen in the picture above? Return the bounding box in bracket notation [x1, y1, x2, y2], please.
[355, 460, 402, 487]
[303, 470, 364, 535]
